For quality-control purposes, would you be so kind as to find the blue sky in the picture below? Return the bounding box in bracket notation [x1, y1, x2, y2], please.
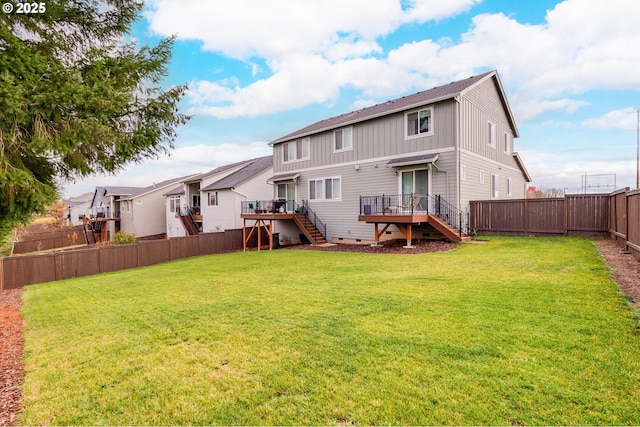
[63, 0, 640, 197]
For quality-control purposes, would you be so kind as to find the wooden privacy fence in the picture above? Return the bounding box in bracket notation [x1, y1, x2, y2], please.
[0, 228, 267, 292]
[609, 188, 640, 259]
[470, 194, 611, 236]
[12, 224, 87, 254]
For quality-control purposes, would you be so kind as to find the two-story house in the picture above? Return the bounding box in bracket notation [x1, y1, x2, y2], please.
[118, 175, 199, 240]
[245, 70, 530, 247]
[165, 157, 274, 237]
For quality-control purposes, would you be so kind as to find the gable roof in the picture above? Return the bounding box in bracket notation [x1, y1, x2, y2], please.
[270, 70, 518, 145]
[122, 174, 200, 200]
[201, 156, 273, 192]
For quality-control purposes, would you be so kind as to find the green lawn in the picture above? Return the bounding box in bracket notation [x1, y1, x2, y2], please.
[20, 237, 640, 425]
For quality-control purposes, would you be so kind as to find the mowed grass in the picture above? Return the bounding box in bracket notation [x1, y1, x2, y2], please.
[20, 237, 640, 425]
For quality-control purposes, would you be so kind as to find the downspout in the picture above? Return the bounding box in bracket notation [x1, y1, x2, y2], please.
[454, 95, 461, 209]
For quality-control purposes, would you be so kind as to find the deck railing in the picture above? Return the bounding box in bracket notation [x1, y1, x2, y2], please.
[360, 193, 470, 237]
[241, 199, 296, 214]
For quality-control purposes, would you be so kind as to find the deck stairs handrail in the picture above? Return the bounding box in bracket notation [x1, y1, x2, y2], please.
[176, 205, 201, 234]
[300, 200, 327, 242]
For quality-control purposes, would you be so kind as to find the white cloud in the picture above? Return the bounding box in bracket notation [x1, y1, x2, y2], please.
[147, 0, 640, 124]
[582, 108, 639, 131]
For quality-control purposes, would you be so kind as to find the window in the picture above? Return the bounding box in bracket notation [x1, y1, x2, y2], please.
[480, 170, 486, 185]
[127, 201, 131, 212]
[406, 108, 433, 138]
[507, 178, 513, 196]
[488, 121, 496, 148]
[169, 196, 180, 213]
[491, 174, 499, 199]
[460, 164, 467, 180]
[504, 132, 511, 154]
[283, 138, 310, 162]
[334, 127, 352, 151]
[309, 177, 341, 200]
[208, 192, 218, 206]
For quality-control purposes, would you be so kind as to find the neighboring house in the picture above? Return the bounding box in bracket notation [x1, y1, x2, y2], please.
[164, 158, 271, 237]
[247, 70, 531, 246]
[90, 186, 146, 240]
[200, 156, 273, 232]
[118, 175, 199, 240]
[66, 192, 93, 226]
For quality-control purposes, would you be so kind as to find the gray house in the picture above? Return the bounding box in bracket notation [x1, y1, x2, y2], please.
[243, 70, 531, 247]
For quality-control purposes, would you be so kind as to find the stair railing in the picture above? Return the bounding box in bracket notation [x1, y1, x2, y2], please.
[427, 194, 470, 238]
[177, 205, 202, 233]
[301, 200, 327, 240]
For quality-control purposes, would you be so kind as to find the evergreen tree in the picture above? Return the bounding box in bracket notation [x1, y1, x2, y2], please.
[0, 0, 189, 237]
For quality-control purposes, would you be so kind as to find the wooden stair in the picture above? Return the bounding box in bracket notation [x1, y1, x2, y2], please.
[292, 213, 327, 245]
[179, 215, 200, 236]
[427, 215, 472, 242]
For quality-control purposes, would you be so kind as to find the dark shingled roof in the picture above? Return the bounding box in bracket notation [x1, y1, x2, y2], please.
[201, 156, 273, 192]
[270, 70, 499, 145]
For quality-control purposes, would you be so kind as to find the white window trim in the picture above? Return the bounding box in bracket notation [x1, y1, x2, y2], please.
[168, 196, 180, 213]
[460, 164, 467, 181]
[405, 107, 434, 140]
[208, 191, 218, 206]
[283, 137, 310, 164]
[479, 170, 486, 185]
[503, 132, 511, 154]
[333, 127, 353, 152]
[309, 176, 342, 201]
[491, 174, 499, 199]
[488, 121, 496, 148]
[507, 178, 513, 197]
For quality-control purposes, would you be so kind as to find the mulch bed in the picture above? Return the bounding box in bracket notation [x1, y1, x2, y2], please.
[283, 239, 459, 254]
[0, 289, 23, 427]
[1, 237, 639, 425]
[593, 237, 640, 310]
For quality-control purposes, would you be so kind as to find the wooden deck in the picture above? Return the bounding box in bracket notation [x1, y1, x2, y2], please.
[358, 213, 471, 244]
[241, 213, 296, 221]
[358, 213, 430, 224]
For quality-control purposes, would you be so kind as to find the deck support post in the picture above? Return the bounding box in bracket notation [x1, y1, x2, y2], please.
[372, 223, 391, 246]
[244, 219, 273, 251]
[396, 224, 415, 248]
[243, 218, 247, 251]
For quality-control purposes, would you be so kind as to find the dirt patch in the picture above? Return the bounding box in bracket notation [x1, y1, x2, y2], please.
[0, 289, 24, 427]
[593, 237, 640, 310]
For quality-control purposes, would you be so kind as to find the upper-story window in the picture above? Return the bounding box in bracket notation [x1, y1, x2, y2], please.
[503, 132, 511, 154]
[283, 137, 310, 163]
[488, 121, 496, 148]
[406, 107, 433, 139]
[334, 127, 352, 151]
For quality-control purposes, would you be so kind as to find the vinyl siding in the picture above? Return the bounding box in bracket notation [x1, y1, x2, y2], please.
[201, 167, 273, 232]
[460, 150, 526, 208]
[283, 153, 454, 242]
[120, 192, 167, 238]
[460, 78, 517, 167]
[274, 99, 458, 173]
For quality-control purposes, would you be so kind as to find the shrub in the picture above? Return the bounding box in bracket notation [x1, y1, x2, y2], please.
[112, 231, 136, 245]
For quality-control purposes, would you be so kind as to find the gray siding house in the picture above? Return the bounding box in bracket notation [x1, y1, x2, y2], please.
[253, 70, 530, 246]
